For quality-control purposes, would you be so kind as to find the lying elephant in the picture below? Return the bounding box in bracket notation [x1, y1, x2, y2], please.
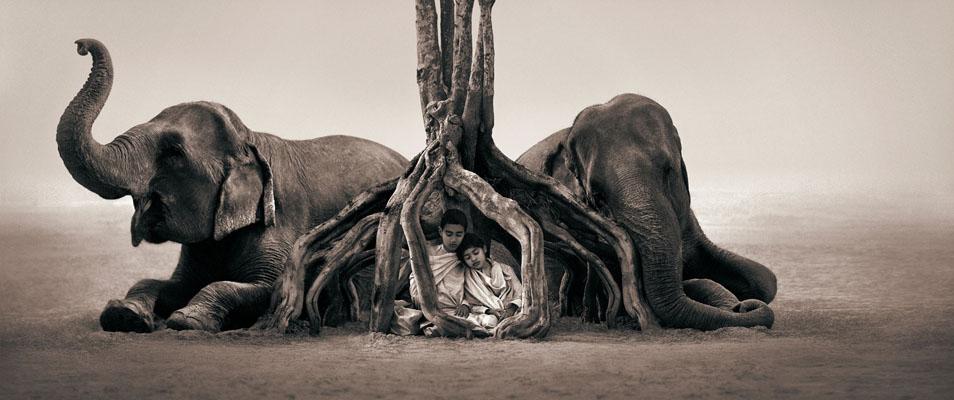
[518, 93, 776, 330]
[57, 39, 408, 332]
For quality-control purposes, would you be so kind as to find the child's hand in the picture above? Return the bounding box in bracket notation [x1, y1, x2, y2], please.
[486, 308, 503, 319]
[455, 303, 471, 317]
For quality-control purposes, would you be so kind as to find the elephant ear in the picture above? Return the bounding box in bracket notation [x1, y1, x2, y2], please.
[213, 143, 275, 241]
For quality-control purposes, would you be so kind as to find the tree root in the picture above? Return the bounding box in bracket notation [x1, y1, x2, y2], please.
[343, 249, 389, 322]
[369, 146, 428, 333]
[445, 163, 549, 338]
[262, 0, 661, 338]
[481, 141, 660, 330]
[539, 220, 620, 327]
[257, 178, 395, 333]
[304, 213, 381, 335]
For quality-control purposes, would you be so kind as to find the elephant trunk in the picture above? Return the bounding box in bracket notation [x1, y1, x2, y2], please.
[683, 211, 778, 303]
[56, 39, 134, 199]
[615, 188, 774, 330]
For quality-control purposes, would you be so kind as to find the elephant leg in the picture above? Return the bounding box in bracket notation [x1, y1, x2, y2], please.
[100, 278, 195, 333]
[166, 281, 271, 332]
[682, 210, 778, 303]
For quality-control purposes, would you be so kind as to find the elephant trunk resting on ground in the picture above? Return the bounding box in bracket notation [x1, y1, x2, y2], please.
[57, 39, 408, 332]
[518, 93, 776, 330]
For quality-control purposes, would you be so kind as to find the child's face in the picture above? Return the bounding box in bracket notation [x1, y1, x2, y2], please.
[461, 246, 488, 270]
[441, 223, 466, 252]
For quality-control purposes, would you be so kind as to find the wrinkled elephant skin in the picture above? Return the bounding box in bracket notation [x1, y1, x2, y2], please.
[518, 93, 776, 330]
[58, 39, 408, 332]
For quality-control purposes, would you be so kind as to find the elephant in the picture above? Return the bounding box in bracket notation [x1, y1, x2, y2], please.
[57, 39, 408, 332]
[517, 93, 777, 330]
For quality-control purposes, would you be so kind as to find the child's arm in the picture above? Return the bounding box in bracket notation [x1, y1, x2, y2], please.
[463, 291, 489, 314]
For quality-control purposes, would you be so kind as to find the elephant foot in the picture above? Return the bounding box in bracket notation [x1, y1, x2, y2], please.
[166, 306, 221, 332]
[100, 299, 155, 333]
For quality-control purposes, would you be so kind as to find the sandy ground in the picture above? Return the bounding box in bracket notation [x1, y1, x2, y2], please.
[2, 190, 953, 399]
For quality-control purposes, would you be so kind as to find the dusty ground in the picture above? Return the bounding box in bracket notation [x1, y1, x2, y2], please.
[2, 190, 953, 399]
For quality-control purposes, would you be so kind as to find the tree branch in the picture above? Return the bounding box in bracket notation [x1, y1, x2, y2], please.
[416, 0, 444, 130]
[439, 0, 455, 94]
[478, 0, 495, 132]
[448, 0, 474, 116]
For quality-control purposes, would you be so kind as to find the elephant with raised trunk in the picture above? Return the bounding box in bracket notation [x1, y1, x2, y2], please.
[58, 39, 408, 332]
[518, 93, 776, 330]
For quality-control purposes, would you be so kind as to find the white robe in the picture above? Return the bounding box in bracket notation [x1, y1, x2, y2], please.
[462, 260, 524, 328]
[408, 243, 465, 314]
[392, 243, 467, 336]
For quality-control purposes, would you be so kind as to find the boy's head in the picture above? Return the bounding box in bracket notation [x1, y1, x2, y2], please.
[456, 233, 490, 270]
[440, 209, 468, 252]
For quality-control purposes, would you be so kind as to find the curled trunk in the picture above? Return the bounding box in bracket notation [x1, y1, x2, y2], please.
[621, 192, 774, 330]
[56, 39, 134, 198]
[683, 212, 778, 303]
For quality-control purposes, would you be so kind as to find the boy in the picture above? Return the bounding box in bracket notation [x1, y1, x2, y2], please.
[456, 233, 523, 329]
[392, 209, 472, 335]
[408, 208, 469, 315]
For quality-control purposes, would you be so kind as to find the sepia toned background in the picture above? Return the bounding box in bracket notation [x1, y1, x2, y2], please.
[2, 1, 953, 399]
[1, 0, 952, 207]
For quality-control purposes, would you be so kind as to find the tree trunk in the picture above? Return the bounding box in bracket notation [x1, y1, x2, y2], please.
[261, 0, 659, 338]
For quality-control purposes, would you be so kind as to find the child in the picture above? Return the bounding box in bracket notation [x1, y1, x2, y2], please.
[408, 209, 469, 315]
[393, 209, 471, 336]
[455, 233, 523, 329]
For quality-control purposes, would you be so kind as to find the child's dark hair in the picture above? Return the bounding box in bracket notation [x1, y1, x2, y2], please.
[440, 209, 468, 230]
[456, 233, 489, 261]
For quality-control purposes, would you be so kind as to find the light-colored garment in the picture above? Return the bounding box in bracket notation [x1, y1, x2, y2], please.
[463, 260, 524, 328]
[390, 300, 423, 336]
[408, 243, 466, 314]
[466, 312, 499, 328]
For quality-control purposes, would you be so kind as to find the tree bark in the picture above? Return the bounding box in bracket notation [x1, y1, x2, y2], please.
[262, 0, 663, 338]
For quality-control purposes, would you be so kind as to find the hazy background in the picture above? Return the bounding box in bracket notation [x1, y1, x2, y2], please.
[1, 0, 952, 207]
[3, 3, 954, 397]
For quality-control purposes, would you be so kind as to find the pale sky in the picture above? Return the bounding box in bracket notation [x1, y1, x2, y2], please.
[1, 0, 952, 206]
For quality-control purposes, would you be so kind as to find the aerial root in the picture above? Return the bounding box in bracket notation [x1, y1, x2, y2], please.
[257, 180, 395, 333]
[539, 219, 621, 327]
[304, 213, 382, 335]
[479, 141, 659, 330]
[444, 163, 549, 339]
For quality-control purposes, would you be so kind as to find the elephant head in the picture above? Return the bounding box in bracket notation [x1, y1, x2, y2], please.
[57, 39, 275, 246]
[562, 93, 775, 329]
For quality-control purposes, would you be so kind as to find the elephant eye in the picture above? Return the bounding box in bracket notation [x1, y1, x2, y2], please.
[158, 144, 186, 161]
[141, 191, 168, 218]
[156, 146, 193, 175]
[157, 132, 188, 161]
